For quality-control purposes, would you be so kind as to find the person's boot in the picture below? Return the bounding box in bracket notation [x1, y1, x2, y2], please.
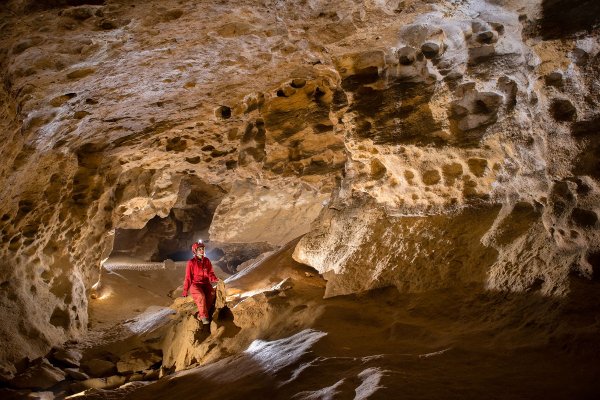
[201, 317, 210, 325]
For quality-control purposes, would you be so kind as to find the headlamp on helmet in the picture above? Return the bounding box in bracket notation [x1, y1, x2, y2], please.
[191, 239, 205, 252]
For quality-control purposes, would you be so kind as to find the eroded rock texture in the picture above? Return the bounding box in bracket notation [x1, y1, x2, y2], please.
[294, 1, 600, 298]
[0, 0, 598, 377]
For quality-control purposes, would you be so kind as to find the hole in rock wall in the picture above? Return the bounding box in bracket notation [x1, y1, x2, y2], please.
[539, 0, 600, 39]
[50, 306, 70, 330]
[210, 241, 277, 274]
[108, 176, 277, 274]
[587, 252, 600, 280]
[110, 177, 224, 262]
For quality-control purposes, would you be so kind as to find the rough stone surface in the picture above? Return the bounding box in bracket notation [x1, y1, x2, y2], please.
[50, 348, 81, 368]
[64, 367, 89, 381]
[0, 0, 598, 378]
[82, 359, 116, 378]
[26, 392, 54, 400]
[76, 375, 127, 391]
[161, 281, 230, 370]
[10, 358, 65, 390]
[116, 349, 161, 374]
[292, 1, 600, 299]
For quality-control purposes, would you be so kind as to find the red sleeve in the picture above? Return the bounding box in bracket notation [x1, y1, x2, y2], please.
[183, 260, 192, 296]
[206, 259, 218, 283]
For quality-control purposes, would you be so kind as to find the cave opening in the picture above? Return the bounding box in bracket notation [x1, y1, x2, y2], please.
[108, 176, 224, 264]
[106, 175, 279, 275]
[111, 212, 204, 263]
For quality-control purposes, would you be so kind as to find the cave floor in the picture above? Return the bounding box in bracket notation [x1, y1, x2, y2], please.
[75, 247, 600, 400]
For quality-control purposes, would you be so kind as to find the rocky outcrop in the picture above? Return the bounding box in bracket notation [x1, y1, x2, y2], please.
[10, 358, 65, 390]
[50, 348, 81, 368]
[294, 1, 600, 299]
[0, 0, 598, 378]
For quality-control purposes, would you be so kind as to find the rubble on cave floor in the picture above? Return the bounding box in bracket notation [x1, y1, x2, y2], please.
[6, 238, 600, 399]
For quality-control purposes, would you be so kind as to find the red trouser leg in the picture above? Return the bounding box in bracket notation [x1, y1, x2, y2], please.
[190, 284, 215, 319]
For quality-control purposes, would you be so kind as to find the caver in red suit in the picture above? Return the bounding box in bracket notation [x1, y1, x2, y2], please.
[182, 242, 219, 320]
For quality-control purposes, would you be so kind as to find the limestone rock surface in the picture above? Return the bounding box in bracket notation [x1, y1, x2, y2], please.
[75, 375, 127, 391]
[64, 368, 89, 381]
[50, 348, 82, 368]
[82, 359, 115, 378]
[116, 349, 161, 374]
[0, 0, 598, 378]
[10, 358, 65, 390]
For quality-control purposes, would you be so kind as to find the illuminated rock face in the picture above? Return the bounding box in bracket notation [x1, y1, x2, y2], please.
[0, 0, 599, 375]
[293, 1, 600, 298]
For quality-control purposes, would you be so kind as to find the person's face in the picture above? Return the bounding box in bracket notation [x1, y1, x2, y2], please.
[195, 247, 205, 257]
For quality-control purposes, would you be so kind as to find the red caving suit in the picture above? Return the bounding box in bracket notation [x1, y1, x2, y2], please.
[182, 256, 219, 319]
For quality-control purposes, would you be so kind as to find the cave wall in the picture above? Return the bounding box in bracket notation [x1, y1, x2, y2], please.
[111, 175, 226, 261]
[0, 0, 598, 377]
[294, 0, 600, 298]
